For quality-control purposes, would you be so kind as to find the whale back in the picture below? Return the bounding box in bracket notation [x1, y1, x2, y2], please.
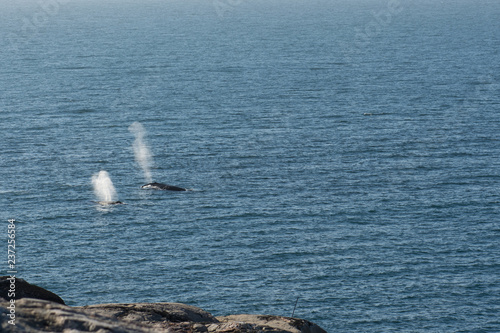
[141, 182, 187, 191]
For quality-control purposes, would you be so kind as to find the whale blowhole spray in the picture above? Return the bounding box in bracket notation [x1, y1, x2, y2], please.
[91, 170, 122, 205]
[128, 121, 153, 183]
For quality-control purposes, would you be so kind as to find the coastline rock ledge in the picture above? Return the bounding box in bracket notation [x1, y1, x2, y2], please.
[0, 277, 326, 333]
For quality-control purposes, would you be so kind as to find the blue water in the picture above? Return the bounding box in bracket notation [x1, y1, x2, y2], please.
[1, 1, 500, 331]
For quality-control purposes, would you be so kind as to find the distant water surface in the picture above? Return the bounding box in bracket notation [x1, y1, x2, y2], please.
[1, 1, 499, 332]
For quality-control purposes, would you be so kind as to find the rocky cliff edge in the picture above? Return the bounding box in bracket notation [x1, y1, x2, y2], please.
[0, 277, 326, 333]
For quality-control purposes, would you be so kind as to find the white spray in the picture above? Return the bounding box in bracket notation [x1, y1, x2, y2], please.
[91, 170, 118, 203]
[128, 121, 153, 183]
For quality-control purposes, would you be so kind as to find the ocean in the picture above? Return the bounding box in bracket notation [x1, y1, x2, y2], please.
[1, 0, 499, 331]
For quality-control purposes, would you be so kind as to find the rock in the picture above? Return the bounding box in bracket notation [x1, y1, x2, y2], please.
[0, 298, 156, 332]
[0, 276, 65, 305]
[217, 315, 327, 333]
[78, 302, 219, 327]
[192, 323, 208, 332]
[0, 279, 328, 333]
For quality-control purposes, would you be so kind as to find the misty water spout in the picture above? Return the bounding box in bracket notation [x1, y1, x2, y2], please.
[91, 170, 118, 204]
[128, 121, 153, 183]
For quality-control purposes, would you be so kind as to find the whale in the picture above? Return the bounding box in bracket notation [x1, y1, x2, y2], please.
[141, 182, 188, 191]
[95, 201, 124, 205]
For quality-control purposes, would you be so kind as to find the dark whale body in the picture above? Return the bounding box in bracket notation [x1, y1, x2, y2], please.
[96, 201, 124, 205]
[141, 182, 188, 191]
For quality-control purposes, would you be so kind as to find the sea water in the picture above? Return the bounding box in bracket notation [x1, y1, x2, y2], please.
[1, 1, 499, 331]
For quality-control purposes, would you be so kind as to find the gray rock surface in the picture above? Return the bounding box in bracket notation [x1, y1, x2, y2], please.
[0, 287, 327, 332]
[217, 315, 327, 333]
[78, 302, 218, 328]
[1, 298, 154, 333]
